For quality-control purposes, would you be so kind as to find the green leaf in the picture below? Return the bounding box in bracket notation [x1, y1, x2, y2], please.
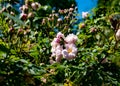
[20, 59, 28, 64]
[2, 12, 25, 26]
[0, 44, 9, 53]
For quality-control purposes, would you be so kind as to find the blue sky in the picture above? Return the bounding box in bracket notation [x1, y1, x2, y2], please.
[76, 0, 98, 18]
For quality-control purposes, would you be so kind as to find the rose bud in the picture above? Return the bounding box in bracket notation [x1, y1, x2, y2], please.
[27, 12, 34, 19]
[69, 8, 74, 12]
[20, 13, 27, 20]
[54, 13, 59, 18]
[8, 20, 14, 26]
[57, 18, 62, 22]
[10, 11, 15, 16]
[9, 27, 15, 34]
[68, 12, 73, 17]
[20, 5, 28, 12]
[24, 29, 31, 35]
[0, 7, 6, 14]
[79, 23, 86, 29]
[90, 27, 97, 33]
[71, 4, 75, 8]
[49, 14, 52, 17]
[18, 29, 24, 36]
[64, 9, 69, 14]
[52, 10, 55, 13]
[58, 9, 64, 14]
[42, 19, 46, 25]
[47, 17, 51, 21]
[31, 2, 41, 10]
[26, 29, 31, 35]
[51, 17, 55, 21]
[64, 16, 70, 20]
[19, 6, 23, 11]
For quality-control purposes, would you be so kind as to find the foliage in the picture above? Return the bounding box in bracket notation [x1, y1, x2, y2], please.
[0, 0, 120, 85]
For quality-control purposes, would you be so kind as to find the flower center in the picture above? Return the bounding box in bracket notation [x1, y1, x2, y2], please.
[68, 48, 72, 53]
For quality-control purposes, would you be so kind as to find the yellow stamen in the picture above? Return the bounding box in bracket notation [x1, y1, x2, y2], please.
[68, 48, 72, 53]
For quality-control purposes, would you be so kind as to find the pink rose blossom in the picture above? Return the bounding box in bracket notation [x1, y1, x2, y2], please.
[56, 32, 64, 39]
[65, 34, 78, 44]
[51, 32, 78, 62]
[62, 44, 77, 60]
[51, 44, 63, 62]
[51, 38, 60, 47]
[56, 49, 63, 62]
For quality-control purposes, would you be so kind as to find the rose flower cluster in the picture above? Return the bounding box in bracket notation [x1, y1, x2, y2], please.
[50, 32, 78, 63]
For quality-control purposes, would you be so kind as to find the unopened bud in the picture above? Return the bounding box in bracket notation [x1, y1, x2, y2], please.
[57, 18, 62, 22]
[9, 20, 13, 25]
[79, 23, 85, 29]
[64, 9, 69, 14]
[0, 7, 6, 13]
[27, 12, 34, 19]
[18, 29, 24, 36]
[52, 10, 55, 13]
[31, 2, 41, 10]
[20, 13, 27, 20]
[10, 11, 15, 16]
[68, 12, 73, 17]
[58, 9, 64, 14]
[90, 27, 97, 33]
[20, 5, 28, 12]
[71, 4, 75, 8]
[54, 13, 59, 18]
[64, 16, 70, 20]
[42, 19, 46, 25]
[51, 17, 54, 21]
[69, 8, 74, 12]
[9, 27, 14, 34]
[24, 29, 31, 35]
